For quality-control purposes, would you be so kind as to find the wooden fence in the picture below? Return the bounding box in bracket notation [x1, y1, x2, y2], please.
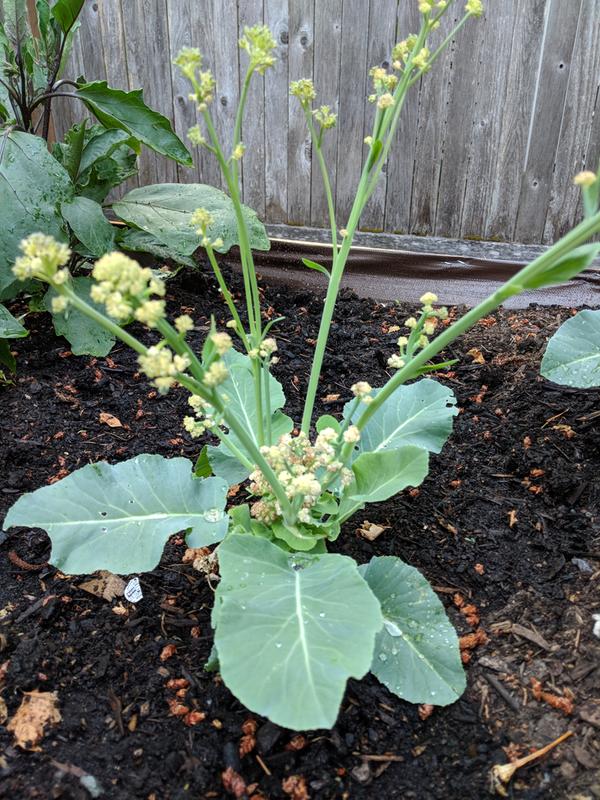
[54, 0, 600, 245]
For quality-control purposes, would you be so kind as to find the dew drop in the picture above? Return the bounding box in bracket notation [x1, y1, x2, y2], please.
[319, 612, 326, 618]
[383, 620, 403, 637]
[204, 508, 223, 523]
[378, 653, 388, 662]
[275, 642, 282, 648]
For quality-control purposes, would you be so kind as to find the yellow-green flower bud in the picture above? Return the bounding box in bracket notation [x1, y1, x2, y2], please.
[210, 331, 233, 356]
[313, 105, 337, 129]
[175, 315, 194, 334]
[420, 291, 438, 305]
[465, 0, 483, 16]
[290, 78, 316, 106]
[51, 295, 69, 314]
[239, 25, 277, 74]
[574, 170, 597, 188]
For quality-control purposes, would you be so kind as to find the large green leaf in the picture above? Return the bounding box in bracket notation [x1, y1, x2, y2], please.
[45, 276, 115, 356]
[214, 535, 383, 729]
[350, 446, 429, 504]
[344, 379, 457, 456]
[541, 309, 600, 388]
[3, 454, 229, 574]
[50, 0, 84, 33]
[60, 196, 115, 257]
[360, 556, 465, 706]
[112, 183, 270, 256]
[524, 244, 600, 290]
[117, 227, 196, 268]
[207, 350, 293, 484]
[0, 130, 73, 299]
[75, 81, 192, 166]
[77, 126, 138, 176]
[0, 303, 27, 338]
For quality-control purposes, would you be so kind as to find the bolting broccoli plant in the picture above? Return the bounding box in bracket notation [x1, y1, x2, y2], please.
[5, 2, 600, 730]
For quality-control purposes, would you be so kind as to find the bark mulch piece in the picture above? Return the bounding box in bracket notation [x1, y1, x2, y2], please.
[0, 264, 598, 799]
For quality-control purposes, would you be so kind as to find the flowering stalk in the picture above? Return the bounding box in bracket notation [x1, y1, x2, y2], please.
[337, 204, 600, 467]
[299, 2, 475, 433]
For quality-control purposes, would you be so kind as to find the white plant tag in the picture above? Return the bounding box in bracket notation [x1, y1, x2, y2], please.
[124, 577, 143, 603]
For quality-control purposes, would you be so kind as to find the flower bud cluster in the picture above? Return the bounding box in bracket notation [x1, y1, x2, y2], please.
[313, 105, 337, 130]
[465, 0, 483, 16]
[387, 292, 448, 370]
[392, 35, 418, 69]
[191, 207, 224, 250]
[418, 0, 447, 13]
[183, 393, 218, 438]
[13, 235, 71, 292]
[290, 78, 316, 106]
[249, 429, 355, 525]
[174, 48, 215, 111]
[238, 25, 277, 74]
[351, 381, 373, 404]
[138, 346, 190, 394]
[90, 252, 166, 326]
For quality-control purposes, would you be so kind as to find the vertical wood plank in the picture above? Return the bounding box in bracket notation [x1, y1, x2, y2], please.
[264, 0, 289, 222]
[361, 0, 398, 232]
[513, 0, 583, 244]
[459, 3, 514, 239]
[335, 0, 370, 225]
[211, 0, 241, 192]
[384, 3, 422, 235]
[287, 0, 314, 225]
[238, 0, 266, 218]
[434, 13, 482, 237]
[485, 0, 548, 241]
[310, 0, 342, 229]
[165, 0, 201, 184]
[408, 9, 454, 236]
[543, 0, 600, 242]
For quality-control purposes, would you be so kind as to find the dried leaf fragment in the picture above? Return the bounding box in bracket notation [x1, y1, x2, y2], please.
[99, 412, 123, 428]
[183, 710, 206, 726]
[467, 347, 485, 364]
[418, 703, 434, 721]
[160, 644, 177, 662]
[79, 571, 126, 602]
[282, 774, 309, 800]
[8, 691, 61, 750]
[222, 766, 247, 798]
[357, 520, 390, 542]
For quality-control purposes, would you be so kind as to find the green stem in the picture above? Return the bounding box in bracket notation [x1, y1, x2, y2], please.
[342, 207, 600, 460]
[252, 358, 265, 445]
[305, 109, 337, 249]
[205, 244, 250, 351]
[263, 358, 272, 442]
[212, 425, 255, 471]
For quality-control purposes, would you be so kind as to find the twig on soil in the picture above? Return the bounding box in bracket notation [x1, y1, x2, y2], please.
[483, 673, 520, 712]
[489, 731, 573, 797]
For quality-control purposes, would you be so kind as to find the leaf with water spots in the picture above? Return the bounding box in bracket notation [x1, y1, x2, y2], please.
[214, 535, 383, 729]
[3, 455, 229, 574]
[360, 556, 465, 706]
[541, 309, 600, 388]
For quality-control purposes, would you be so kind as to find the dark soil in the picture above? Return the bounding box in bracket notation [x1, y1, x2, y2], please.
[1, 262, 599, 800]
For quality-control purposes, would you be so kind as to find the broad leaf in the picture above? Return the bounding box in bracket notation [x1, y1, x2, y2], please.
[524, 244, 600, 290]
[541, 309, 600, 388]
[61, 197, 115, 257]
[3, 454, 229, 574]
[360, 556, 465, 706]
[77, 126, 138, 175]
[0, 304, 27, 338]
[112, 183, 270, 256]
[45, 276, 115, 356]
[0, 131, 73, 299]
[117, 227, 195, 268]
[75, 81, 192, 166]
[214, 535, 383, 729]
[350, 446, 429, 504]
[208, 350, 293, 483]
[0, 338, 16, 373]
[344, 379, 457, 456]
[50, 0, 84, 33]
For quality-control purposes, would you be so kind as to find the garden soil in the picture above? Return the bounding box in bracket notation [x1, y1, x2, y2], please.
[0, 262, 599, 800]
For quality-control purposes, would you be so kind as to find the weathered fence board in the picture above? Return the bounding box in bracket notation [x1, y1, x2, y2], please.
[54, 0, 600, 245]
